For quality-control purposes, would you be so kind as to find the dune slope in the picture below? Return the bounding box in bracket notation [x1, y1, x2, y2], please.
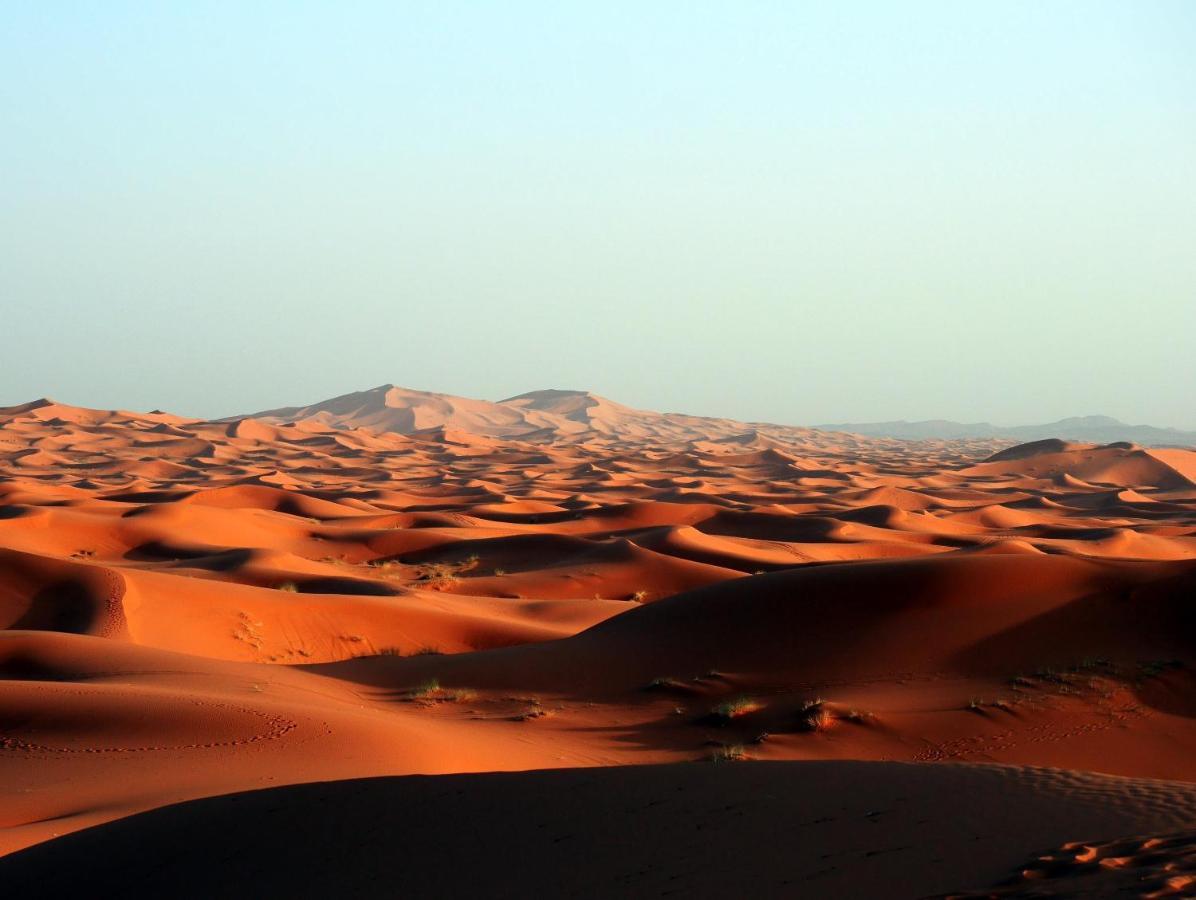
[2, 395, 1195, 893]
[5, 762, 1196, 900]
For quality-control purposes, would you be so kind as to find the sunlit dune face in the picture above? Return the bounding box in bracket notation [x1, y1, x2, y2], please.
[1, 399, 1195, 868]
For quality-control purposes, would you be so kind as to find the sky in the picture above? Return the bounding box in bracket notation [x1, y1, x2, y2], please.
[3, 1, 1195, 428]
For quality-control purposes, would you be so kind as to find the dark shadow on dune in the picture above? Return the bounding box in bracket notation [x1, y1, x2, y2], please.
[113, 491, 194, 507]
[1131, 669, 1196, 718]
[12, 583, 97, 634]
[290, 576, 399, 596]
[124, 542, 255, 572]
[395, 532, 605, 572]
[3, 762, 1192, 900]
[694, 510, 841, 541]
[946, 566, 1196, 711]
[460, 507, 584, 525]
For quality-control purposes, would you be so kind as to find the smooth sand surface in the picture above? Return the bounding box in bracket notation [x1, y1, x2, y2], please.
[7, 762, 1196, 899]
[2, 395, 1195, 896]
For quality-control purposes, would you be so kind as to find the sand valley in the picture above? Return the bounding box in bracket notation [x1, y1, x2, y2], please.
[1, 386, 1195, 897]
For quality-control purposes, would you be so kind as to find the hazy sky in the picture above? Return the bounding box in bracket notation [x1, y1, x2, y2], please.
[3, 2, 1194, 427]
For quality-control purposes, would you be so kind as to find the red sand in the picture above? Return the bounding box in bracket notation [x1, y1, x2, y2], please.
[1, 393, 1195, 897]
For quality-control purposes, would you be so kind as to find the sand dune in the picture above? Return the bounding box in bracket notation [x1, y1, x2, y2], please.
[243, 383, 978, 449]
[971, 441, 1196, 490]
[6, 762, 1196, 899]
[2, 391, 1195, 893]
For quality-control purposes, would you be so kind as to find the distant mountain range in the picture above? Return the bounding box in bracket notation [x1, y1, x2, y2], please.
[816, 415, 1196, 448]
[237, 386, 1195, 449]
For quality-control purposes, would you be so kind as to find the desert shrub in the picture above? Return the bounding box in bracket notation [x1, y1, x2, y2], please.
[798, 699, 831, 731]
[414, 554, 480, 590]
[511, 697, 548, 721]
[644, 676, 685, 692]
[409, 678, 441, 698]
[708, 696, 762, 724]
[710, 744, 749, 762]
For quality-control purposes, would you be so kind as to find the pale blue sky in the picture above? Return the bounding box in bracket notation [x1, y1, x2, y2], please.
[3, 2, 1194, 426]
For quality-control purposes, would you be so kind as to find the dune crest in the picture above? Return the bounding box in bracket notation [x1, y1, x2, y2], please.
[1, 391, 1195, 892]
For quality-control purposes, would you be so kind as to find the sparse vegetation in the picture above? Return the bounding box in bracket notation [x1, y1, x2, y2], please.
[412, 645, 443, 656]
[409, 678, 441, 698]
[276, 581, 298, 592]
[404, 678, 476, 703]
[798, 699, 830, 731]
[708, 696, 762, 724]
[967, 696, 1016, 713]
[631, 590, 649, 602]
[1137, 659, 1183, 680]
[511, 697, 548, 721]
[414, 554, 480, 590]
[645, 676, 686, 692]
[710, 743, 749, 762]
[1001, 657, 1180, 698]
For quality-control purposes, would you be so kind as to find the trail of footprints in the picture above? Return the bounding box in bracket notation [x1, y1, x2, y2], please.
[0, 694, 297, 754]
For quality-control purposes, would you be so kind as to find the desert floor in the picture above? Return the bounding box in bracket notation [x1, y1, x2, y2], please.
[1, 397, 1195, 897]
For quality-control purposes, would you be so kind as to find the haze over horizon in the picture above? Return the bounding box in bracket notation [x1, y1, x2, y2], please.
[8, 5, 1196, 894]
[6, 381, 1196, 439]
[4, 2, 1195, 427]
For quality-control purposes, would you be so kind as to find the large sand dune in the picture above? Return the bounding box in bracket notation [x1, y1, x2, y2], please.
[7, 762, 1196, 899]
[2, 391, 1195, 895]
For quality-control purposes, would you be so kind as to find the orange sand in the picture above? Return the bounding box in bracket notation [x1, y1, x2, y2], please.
[1, 391, 1195, 897]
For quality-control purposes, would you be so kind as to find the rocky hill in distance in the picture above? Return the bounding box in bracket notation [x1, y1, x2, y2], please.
[818, 414, 1196, 448]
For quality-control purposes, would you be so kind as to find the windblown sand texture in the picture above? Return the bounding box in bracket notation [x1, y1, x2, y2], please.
[2, 390, 1195, 898]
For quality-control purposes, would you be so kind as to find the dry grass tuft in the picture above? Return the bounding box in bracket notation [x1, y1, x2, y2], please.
[511, 697, 549, 721]
[414, 555, 480, 591]
[644, 676, 686, 692]
[798, 699, 831, 731]
[708, 696, 763, 724]
[710, 743, 749, 762]
[409, 678, 441, 698]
